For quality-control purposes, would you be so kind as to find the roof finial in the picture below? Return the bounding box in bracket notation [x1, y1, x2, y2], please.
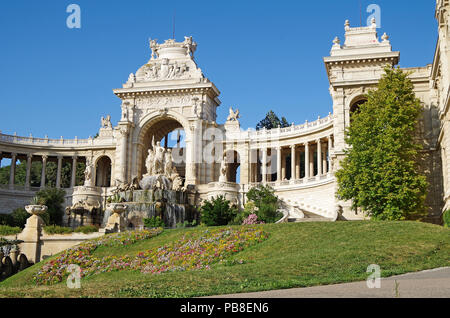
[371, 17, 377, 28]
[345, 19, 350, 29]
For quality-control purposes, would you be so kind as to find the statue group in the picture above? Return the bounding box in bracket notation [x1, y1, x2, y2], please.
[142, 137, 184, 191]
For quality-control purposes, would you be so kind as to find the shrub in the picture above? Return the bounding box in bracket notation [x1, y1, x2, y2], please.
[444, 209, 450, 228]
[0, 208, 30, 228]
[35, 188, 66, 226]
[10, 208, 29, 228]
[246, 185, 282, 223]
[242, 213, 264, 225]
[43, 225, 73, 235]
[144, 216, 165, 228]
[0, 213, 14, 226]
[74, 225, 99, 234]
[200, 195, 238, 226]
[0, 225, 22, 236]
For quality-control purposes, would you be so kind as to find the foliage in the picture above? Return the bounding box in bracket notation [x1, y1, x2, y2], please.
[443, 210, 450, 228]
[256, 110, 289, 130]
[43, 225, 99, 235]
[231, 201, 256, 225]
[43, 225, 73, 235]
[336, 67, 428, 221]
[144, 216, 165, 229]
[35, 188, 66, 226]
[74, 225, 99, 234]
[246, 185, 282, 223]
[0, 208, 29, 229]
[0, 225, 22, 236]
[200, 195, 238, 226]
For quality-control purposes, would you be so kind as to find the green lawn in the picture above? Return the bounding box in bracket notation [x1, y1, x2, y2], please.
[0, 221, 449, 297]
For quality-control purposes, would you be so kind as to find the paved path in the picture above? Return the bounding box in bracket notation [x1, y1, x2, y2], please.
[207, 267, 450, 298]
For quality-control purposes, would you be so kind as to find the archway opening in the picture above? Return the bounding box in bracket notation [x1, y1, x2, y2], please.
[350, 98, 368, 118]
[140, 117, 186, 180]
[225, 150, 240, 183]
[95, 156, 112, 187]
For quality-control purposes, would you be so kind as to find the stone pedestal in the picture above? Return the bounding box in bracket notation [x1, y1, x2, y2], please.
[17, 205, 47, 264]
[103, 203, 127, 233]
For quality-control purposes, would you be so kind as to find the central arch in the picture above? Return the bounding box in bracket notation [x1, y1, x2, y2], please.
[134, 111, 192, 180]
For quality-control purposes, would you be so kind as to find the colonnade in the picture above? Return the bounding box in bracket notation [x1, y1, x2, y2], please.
[0, 151, 83, 190]
[249, 135, 333, 184]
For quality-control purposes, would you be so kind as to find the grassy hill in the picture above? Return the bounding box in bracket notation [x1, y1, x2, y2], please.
[0, 221, 449, 297]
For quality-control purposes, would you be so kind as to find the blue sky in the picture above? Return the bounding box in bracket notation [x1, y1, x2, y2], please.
[0, 0, 437, 139]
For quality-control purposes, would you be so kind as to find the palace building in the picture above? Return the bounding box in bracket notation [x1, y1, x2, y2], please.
[1, 1, 449, 224]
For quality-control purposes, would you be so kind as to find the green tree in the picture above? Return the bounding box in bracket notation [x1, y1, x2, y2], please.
[246, 184, 282, 223]
[256, 110, 289, 130]
[35, 188, 66, 226]
[335, 67, 428, 220]
[200, 195, 237, 226]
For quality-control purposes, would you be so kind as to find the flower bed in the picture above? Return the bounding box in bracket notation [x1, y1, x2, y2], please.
[33, 228, 163, 285]
[134, 226, 268, 274]
[33, 226, 268, 285]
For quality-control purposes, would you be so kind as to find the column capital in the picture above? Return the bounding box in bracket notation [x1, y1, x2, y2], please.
[42, 154, 48, 160]
[11, 152, 17, 157]
[290, 144, 296, 149]
[316, 138, 322, 143]
[57, 155, 64, 160]
[72, 155, 78, 160]
[27, 153, 33, 159]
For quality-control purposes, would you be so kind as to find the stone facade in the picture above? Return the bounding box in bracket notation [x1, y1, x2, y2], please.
[0, 3, 449, 223]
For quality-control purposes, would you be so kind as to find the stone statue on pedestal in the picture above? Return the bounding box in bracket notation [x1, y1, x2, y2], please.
[219, 155, 228, 183]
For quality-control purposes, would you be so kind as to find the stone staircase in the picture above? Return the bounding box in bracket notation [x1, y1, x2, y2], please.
[277, 197, 336, 223]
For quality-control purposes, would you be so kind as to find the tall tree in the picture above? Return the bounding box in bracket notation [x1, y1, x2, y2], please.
[336, 67, 428, 220]
[256, 110, 289, 130]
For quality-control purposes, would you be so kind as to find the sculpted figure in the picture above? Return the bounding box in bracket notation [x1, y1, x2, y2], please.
[84, 164, 93, 186]
[219, 155, 228, 183]
[164, 148, 173, 177]
[227, 107, 240, 121]
[153, 141, 165, 174]
[145, 148, 154, 176]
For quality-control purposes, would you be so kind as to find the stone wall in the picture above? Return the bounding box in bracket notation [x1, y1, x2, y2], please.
[0, 189, 36, 214]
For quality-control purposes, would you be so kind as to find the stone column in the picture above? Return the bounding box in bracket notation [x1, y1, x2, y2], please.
[119, 127, 129, 184]
[276, 147, 282, 182]
[0, 151, 2, 168]
[317, 139, 322, 177]
[56, 156, 63, 188]
[322, 142, 327, 175]
[9, 153, 17, 189]
[290, 145, 296, 180]
[70, 156, 78, 188]
[310, 143, 315, 177]
[25, 154, 32, 190]
[304, 142, 310, 179]
[40, 155, 47, 189]
[262, 148, 267, 183]
[328, 135, 333, 173]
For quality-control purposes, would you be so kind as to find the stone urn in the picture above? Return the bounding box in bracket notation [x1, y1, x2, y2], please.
[103, 203, 127, 233]
[25, 205, 48, 216]
[22, 205, 47, 233]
